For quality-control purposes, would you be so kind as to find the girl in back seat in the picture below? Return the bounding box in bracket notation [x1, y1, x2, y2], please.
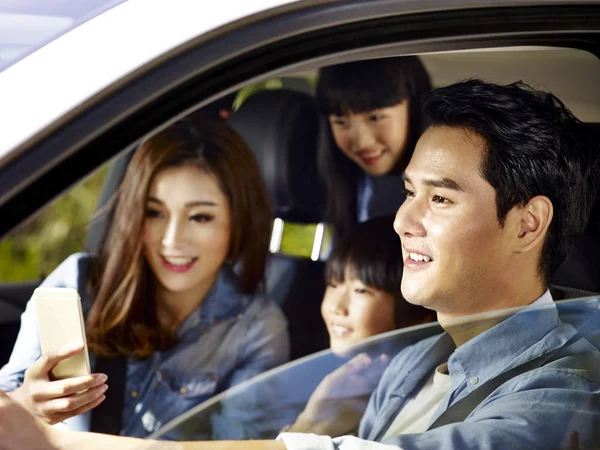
[317, 56, 432, 239]
[0, 116, 289, 438]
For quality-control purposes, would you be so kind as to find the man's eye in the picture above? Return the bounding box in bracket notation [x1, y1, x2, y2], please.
[190, 214, 213, 223]
[432, 195, 450, 204]
[145, 208, 163, 219]
[404, 188, 415, 198]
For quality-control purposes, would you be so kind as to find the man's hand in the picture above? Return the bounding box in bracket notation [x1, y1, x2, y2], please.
[0, 389, 57, 450]
[9, 344, 107, 425]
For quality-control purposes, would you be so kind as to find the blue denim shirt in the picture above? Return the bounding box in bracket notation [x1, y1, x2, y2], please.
[0, 253, 290, 438]
[279, 292, 600, 449]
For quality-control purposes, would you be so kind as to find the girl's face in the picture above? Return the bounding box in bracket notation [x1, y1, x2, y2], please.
[328, 101, 410, 176]
[142, 165, 232, 300]
[321, 270, 396, 354]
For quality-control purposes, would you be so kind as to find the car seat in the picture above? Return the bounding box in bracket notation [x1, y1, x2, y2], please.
[550, 122, 600, 299]
[229, 89, 330, 360]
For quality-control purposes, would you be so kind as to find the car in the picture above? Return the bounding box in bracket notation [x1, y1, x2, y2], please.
[1, 0, 599, 447]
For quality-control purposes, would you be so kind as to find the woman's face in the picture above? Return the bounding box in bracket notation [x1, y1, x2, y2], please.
[329, 101, 410, 176]
[142, 165, 232, 300]
[321, 271, 396, 354]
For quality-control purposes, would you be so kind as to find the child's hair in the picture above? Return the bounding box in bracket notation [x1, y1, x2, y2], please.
[325, 215, 435, 328]
[316, 56, 432, 238]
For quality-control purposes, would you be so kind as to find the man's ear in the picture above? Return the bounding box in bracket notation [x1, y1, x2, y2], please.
[514, 195, 553, 253]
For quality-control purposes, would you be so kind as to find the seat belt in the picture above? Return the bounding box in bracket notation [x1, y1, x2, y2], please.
[89, 356, 127, 435]
[428, 314, 599, 430]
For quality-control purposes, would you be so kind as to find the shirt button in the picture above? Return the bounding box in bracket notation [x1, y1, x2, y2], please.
[131, 390, 139, 398]
[180, 387, 188, 394]
[469, 376, 479, 385]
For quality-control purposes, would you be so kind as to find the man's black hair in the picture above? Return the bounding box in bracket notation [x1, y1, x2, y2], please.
[422, 79, 598, 281]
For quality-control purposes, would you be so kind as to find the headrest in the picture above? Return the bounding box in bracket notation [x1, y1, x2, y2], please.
[229, 89, 322, 223]
[550, 122, 600, 298]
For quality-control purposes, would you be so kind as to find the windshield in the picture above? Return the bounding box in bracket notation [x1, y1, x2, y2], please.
[0, 0, 126, 73]
[150, 297, 600, 441]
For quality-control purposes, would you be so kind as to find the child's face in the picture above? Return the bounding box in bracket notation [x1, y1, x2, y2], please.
[321, 272, 396, 354]
[328, 101, 410, 176]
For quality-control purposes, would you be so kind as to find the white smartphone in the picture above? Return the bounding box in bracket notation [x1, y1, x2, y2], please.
[34, 287, 91, 380]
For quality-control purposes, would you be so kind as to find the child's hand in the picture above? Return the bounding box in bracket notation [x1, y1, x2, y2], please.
[289, 353, 389, 435]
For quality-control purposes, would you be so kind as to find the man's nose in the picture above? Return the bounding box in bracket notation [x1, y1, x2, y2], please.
[394, 197, 426, 238]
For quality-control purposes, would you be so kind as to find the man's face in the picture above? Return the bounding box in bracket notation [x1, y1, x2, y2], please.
[394, 126, 515, 319]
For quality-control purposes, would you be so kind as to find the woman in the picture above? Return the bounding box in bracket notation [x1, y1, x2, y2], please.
[0, 116, 290, 437]
[317, 56, 432, 238]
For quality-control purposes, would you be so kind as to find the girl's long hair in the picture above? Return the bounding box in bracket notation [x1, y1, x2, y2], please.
[86, 116, 272, 358]
[316, 56, 432, 238]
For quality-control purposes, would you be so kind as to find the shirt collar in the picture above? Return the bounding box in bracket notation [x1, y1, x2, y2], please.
[447, 290, 559, 392]
[176, 265, 248, 339]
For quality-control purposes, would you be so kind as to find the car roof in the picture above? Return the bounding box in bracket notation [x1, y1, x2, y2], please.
[0, 0, 297, 163]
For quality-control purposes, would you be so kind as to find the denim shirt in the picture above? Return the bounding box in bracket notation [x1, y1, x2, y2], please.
[279, 291, 600, 449]
[0, 253, 290, 438]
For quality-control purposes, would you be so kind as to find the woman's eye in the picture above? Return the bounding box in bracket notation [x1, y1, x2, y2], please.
[145, 208, 163, 219]
[404, 188, 415, 198]
[327, 281, 339, 288]
[331, 118, 347, 127]
[432, 195, 450, 204]
[190, 214, 213, 223]
[370, 113, 385, 122]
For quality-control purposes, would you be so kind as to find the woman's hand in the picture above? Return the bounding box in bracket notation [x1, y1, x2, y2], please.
[9, 344, 108, 425]
[289, 353, 389, 436]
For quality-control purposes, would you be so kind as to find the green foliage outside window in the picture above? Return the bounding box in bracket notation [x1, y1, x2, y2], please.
[0, 165, 109, 282]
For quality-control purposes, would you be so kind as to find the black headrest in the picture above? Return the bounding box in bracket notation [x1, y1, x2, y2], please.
[229, 89, 322, 223]
[550, 122, 600, 298]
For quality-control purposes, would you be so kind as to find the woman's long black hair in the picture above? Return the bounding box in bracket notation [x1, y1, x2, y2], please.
[316, 56, 432, 238]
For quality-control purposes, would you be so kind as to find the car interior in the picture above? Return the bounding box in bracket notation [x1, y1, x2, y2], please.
[1, 46, 600, 438]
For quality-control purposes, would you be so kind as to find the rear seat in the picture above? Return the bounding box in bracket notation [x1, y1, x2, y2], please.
[550, 122, 600, 299]
[230, 89, 329, 360]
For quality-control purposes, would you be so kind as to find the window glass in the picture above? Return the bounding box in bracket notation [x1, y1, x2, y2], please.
[0, 163, 110, 282]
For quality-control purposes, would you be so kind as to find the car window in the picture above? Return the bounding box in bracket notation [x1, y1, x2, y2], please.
[0, 162, 110, 282]
[150, 45, 600, 442]
[151, 297, 600, 441]
[151, 321, 444, 441]
[1, 38, 600, 446]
